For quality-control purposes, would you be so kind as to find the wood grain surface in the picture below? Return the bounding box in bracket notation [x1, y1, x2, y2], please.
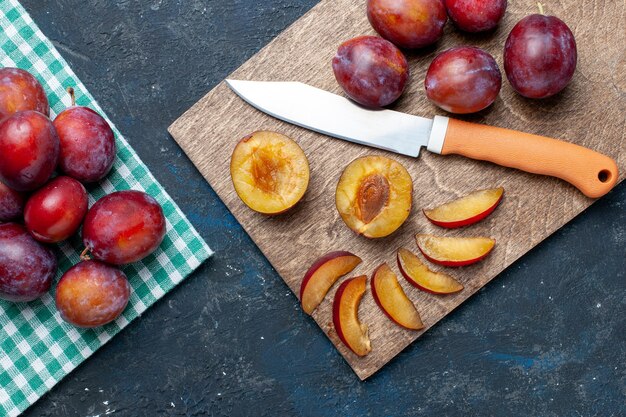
[168, 0, 625, 379]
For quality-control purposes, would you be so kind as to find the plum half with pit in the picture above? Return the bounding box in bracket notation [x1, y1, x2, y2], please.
[504, 12, 577, 99]
[0, 67, 49, 120]
[335, 155, 413, 238]
[367, 0, 447, 49]
[0, 110, 60, 191]
[83, 190, 166, 265]
[445, 0, 507, 32]
[56, 260, 130, 328]
[0, 223, 57, 302]
[24, 176, 88, 243]
[0, 180, 25, 222]
[53, 88, 116, 183]
[332, 36, 409, 108]
[425, 46, 502, 114]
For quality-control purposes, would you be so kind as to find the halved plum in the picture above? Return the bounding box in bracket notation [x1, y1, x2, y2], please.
[371, 263, 424, 330]
[416, 234, 495, 267]
[230, 131, 309, 215]
[300, 251, 362, 315]
[423, 187, 504, 228]
[332, 276, 371, 357]
[336, 156, 412, 238]
[397, 248, 463, 294]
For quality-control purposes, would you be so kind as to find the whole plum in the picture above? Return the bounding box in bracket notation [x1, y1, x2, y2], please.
[53, 88, 116, 183]
[367, 0, 447, 49]
[24, 176, 88, 243]
[332, 36, 409, 108]
[0, 180, 25, 222]
[0, 67, 49, 120]
[425, 46, 501, 114]
[504, 14, 577, 99]
[0, 223, 57, 302]
[0, 110, 60, 191]
[445, 0, 507, 32]
[56, 260, 130, 328]
[83, 190, 166, 265]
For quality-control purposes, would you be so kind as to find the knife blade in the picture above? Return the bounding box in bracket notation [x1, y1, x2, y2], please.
[225, 79, 618, 198]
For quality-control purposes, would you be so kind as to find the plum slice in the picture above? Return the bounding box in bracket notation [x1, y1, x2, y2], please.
[332, 276, 371, 357]
[416, 234, 495, 267]
[371, 263, 424, 330]
[300, 251, 362, 315]
[423, 187, 504, 228]
[397, 248, 463, 294]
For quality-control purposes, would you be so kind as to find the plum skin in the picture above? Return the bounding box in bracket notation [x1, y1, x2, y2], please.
[504, 14, 577, 99]
[0, 223, 57, 302]
[0, 67, 49, 120]
[56, 260, 130, 328]
[445, 0, 507, 32]
[83, 190, 166, 265]
[24, 176, 89, 243]
[367, 0, 447, 49]
[53, 106, 116, 183]
[0, 110, 60, 191]
[0, 180, 25, 221]
[332, 36, 409, 108]
[425, 46, 502, 114]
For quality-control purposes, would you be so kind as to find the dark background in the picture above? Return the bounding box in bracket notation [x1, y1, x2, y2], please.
[19, 1, 625, 416]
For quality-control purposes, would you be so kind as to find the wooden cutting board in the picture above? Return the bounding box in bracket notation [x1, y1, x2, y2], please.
[168, 0, 625, 379]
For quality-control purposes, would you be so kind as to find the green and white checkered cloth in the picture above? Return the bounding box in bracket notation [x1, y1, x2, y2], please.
[0, 1, 213, 416]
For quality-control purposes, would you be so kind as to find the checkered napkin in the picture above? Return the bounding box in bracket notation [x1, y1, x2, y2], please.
[0, 1, 213, 415]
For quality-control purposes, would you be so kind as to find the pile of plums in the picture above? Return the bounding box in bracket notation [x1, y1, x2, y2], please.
[0, 67, 166, 328]
[332, 0, 577, 113]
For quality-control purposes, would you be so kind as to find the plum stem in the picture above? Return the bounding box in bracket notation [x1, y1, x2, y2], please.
[537, 2, 545, 15]
[80, 247, 91, 261]
[67, 87, 76, 106]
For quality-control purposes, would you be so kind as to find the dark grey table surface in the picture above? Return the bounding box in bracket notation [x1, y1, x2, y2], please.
[19, 1, 625, 416]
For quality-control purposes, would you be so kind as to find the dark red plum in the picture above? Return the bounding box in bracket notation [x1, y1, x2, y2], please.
[53, 88, 116, 183]
[367, 0, 447, 49]
[445, 0, 507, 32]
[425, 46, 502, 114]
[56, 260, 130, 328]
[0, 67, 49, 120]
[0, 223, 57, 302]
[504, 14, 577, 99]
[0, 110, 60, 191]
[0, 180, 25, 221]
[332, 36, 409, 108]
[24, 176, 88, 243]
[83, 190, 166, 265]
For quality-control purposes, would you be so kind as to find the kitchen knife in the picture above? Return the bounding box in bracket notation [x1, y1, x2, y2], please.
[225, 80, 618, 198]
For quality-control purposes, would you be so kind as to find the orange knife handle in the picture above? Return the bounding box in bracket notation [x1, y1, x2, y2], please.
[427, 116, 619, 198]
